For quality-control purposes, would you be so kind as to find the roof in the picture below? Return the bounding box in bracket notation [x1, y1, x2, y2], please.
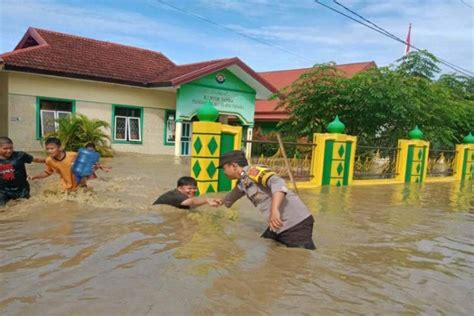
[0, 27, 276, 98]
[255, 62, 376, 121]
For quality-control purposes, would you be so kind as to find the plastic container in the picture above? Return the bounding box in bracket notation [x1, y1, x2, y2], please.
[72, 148, 100, 183]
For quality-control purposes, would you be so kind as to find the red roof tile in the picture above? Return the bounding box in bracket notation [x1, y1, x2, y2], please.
[0, 28, 276, 94]
[255, 62, 376, 120]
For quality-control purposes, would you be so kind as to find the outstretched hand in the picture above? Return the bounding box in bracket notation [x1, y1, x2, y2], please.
[207, 198, 224, 207]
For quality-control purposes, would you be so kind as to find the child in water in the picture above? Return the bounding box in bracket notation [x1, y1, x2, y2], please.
[0, 136, 46, 207]
[153, 176, 221, 209]
[30, 137, 83, 192]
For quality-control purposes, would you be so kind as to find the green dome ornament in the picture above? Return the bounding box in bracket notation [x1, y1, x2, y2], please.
[408, 126, 423, 140]
[327, 115, 345, 134]
[197, 100, 219, 122]
[463, 132, 474, 144]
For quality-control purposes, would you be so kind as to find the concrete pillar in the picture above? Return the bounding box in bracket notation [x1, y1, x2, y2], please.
[245, 126, 253, 160]
[174, 121, 182, 157]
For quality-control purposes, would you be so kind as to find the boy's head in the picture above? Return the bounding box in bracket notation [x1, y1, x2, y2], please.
[85, 142, 96, 151]
[0, 137, 14, 158]
[45, 137, 62, 158]
[218, 150, 248, 180]
[176, 176, 197, 198]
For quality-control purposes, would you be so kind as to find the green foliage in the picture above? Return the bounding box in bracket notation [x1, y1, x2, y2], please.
[43, 114, 114, 157]
[278, 51, 473, 149]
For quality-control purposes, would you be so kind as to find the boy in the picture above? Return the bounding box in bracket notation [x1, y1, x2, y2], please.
[153, 176, 221, 209]
[85, 142, 111, 179]
[218, 150, 316, 250]
[0, 137, 45, 207]
[30, 137, 81, 192]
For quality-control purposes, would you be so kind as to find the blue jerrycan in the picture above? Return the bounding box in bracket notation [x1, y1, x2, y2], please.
[72, 148, 100, 183]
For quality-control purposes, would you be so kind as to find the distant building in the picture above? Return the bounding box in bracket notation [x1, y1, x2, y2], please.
[254, 62, 377, 134]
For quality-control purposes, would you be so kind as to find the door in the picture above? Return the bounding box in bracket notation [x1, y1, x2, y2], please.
[181, 122, 192, 156]
[218, 133, 235, 191]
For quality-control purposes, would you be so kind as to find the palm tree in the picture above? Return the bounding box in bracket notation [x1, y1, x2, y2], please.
[44, 114, 114, 157]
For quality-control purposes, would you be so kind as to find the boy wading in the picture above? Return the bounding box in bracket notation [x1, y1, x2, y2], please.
[219, 150, 316, 250]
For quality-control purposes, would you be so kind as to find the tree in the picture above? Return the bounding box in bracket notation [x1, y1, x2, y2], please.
[44, 114, 114, 157]
[277, 51, 473, 149]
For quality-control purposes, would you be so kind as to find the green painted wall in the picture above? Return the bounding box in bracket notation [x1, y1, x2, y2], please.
[176, 69, 256, 125]
[254, 121, 278, 134]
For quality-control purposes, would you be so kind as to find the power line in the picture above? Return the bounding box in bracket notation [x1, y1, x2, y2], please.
[332, 0, 474, 76]
[151, 0, 314, 63]
[314, 0, 473, 77]
[460, 0, 474, 9]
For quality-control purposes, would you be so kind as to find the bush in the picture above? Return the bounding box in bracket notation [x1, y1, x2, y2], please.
[43, 114, 114, 157]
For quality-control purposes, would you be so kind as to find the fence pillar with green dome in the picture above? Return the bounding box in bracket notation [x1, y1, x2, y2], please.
[395, 126, 430, 183]
[190, 101, 221, 196]
[310, 116, 357, 186]
[190, 101, 243, 195]
[454, 132, 474, 182]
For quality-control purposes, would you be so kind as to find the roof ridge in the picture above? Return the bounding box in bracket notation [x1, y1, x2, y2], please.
[0, 43, 49, 59]
[32, 27, 175, 64]
[174, 57, 232, 68]
[259, 61, 375, 74]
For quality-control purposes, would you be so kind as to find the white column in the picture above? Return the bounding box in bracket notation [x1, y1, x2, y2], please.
[174, 121, 182, 157]
[245, 126, 253, 160]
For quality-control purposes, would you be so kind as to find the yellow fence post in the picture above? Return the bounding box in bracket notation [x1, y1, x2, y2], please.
[310, 116, 357, 186]
[395, 126, 430, 183]
[191, 101, 221, 196]
[453, 133, 474, 182]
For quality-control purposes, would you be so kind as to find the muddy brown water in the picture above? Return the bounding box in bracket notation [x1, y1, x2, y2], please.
[1, 153, 473, 315]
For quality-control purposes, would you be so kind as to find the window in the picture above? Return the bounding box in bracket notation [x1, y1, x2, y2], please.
[113, 106, 143, 143]
[37, 98, 74, 138]
[164, 110, 176, 145]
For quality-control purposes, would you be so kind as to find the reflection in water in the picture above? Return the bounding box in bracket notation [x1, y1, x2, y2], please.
[0, 153, 473, 315]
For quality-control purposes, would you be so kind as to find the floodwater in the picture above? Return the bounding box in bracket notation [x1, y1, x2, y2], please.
[1, 153, 473, 315]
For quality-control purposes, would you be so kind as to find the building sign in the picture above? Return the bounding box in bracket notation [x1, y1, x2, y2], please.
[177, 83, 256, 125]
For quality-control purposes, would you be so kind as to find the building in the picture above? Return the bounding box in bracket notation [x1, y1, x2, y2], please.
[254, 62, 377, 134]
[0, 28, 276, 156]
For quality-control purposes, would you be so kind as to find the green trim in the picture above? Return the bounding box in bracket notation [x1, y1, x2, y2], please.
[191, 156, 220, 159]
[461, 148, 468, 181]
[405, 145, 414, 182]
[163, 110, 176, 146]
[196, 180, 219, 183]
[36, 96, 76, 140]
[111, 104, 144, 145]
[420, 146, 427, 182]
[343, 141, 352, 185]
[180, 110, 254, 126]
[322, 140, 334, 185]
[186, 82, 257, 95]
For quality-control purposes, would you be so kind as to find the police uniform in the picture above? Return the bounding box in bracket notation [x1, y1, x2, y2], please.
[220, 151, 316, 250]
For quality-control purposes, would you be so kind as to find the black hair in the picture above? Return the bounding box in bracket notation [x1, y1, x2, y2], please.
[0, 137, 13, 145]
[85, 142, 96, 149]
[45, 137, 61, 147]
[177, 176, 197, 187]
[235, 157, 249, 167]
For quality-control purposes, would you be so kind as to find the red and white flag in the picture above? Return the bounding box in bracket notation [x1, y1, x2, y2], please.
[405, 23, 412, 55]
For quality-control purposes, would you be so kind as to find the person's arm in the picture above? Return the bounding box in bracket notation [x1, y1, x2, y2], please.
[33, 157, 46, 163]
[181, 197, 222, 208]
[29, 161, 54, 180]
[223, 185, 245, 208]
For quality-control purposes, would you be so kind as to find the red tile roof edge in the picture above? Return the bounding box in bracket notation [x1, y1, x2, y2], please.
[151, 57, 278, 93]
[258, 61, 377, 74]
[4, 64, 151, 87]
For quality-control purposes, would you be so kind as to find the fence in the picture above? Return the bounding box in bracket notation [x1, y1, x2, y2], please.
[353, 145, 399, 180]
[427, 148, 456, 177]
[244, 140, 315, 181]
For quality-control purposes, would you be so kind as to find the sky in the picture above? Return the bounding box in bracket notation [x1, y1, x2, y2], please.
[0, 0, 472, 74]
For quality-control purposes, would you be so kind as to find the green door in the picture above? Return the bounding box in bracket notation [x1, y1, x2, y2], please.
[218, 133, 235, 191]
